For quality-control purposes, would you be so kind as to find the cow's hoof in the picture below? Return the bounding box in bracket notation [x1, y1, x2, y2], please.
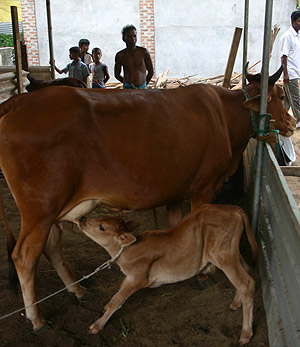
[197, 276, 215, 289]
[33, 320, 53, 334]
[74, 287, 95, 304]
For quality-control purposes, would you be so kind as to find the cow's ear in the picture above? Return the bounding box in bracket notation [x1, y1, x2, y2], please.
[243, 95, 260, 112]
[125, 220, 140, 233]
[117, 232, 137, 246]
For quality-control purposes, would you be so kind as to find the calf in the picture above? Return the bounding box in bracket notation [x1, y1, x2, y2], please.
[78, 204, 258, 345]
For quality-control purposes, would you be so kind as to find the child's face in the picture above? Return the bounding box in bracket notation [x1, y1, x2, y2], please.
[69, 51, 79, 61]
[80, 44, 89, 53]
[92, 50, 102, 63]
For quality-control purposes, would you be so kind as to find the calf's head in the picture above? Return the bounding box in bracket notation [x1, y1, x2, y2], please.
[79, 216, 138, 248]
[243, 64, 296, 137]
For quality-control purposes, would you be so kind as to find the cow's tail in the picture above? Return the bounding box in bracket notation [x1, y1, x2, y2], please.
[0, 178, 19, 293]
[241, 209, 258, 266]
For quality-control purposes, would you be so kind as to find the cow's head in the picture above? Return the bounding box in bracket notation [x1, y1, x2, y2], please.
[243, 63, 296, 137]
[78, 216, 138, 249]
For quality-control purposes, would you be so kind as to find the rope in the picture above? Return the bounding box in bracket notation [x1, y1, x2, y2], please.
[242, 89, 281, 172]
[242, 89, 257, 137]
[0, 245, 125, 322]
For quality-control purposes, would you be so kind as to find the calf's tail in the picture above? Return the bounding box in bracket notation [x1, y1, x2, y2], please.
[241, 210, 259, 266]
[0, 178, 19, 293]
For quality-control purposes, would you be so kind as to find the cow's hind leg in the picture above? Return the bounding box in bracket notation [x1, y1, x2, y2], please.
[220, 261, 255, 345]
[11, 221, 51, 331]
[43, 224, 86, 299]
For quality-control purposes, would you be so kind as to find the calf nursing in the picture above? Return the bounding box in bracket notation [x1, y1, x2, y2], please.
[79, 204, 258, 345]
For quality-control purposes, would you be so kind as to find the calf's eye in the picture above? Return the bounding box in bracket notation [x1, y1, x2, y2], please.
[99, 225, 105, 231]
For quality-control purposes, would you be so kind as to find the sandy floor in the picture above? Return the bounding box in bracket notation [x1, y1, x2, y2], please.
[0, 187, 268, 346]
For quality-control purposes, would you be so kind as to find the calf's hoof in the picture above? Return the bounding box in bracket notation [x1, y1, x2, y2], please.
[89, 320, 104, 335]
[238, 331, 252, 345]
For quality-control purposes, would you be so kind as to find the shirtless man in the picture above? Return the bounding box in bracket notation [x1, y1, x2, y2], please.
[114, 24, 154, 89]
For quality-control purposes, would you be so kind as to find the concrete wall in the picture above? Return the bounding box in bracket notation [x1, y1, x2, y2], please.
[35, 0, 140, 80]
[34, 0, 297, 80]
[155, 0, 294, 77]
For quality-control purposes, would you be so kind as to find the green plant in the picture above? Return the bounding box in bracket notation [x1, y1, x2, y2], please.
[120, 319, 131, 338]
[0, 33, 23, 47]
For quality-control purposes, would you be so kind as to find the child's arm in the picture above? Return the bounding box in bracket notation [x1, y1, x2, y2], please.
[104, 65, 110, 84]
[55, 65, 64, 74]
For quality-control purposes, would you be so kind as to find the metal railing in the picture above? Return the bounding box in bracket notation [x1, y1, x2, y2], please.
[244, 141, 300, 346]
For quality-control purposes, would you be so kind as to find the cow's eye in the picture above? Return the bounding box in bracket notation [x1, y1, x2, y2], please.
[99, 225, 105, 231]
[280, 96, 285, 101]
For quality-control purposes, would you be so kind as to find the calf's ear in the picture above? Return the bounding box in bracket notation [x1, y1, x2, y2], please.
[118, 232, 137, 246]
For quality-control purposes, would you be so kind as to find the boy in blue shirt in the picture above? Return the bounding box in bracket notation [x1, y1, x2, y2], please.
[55, 46, 89, 84]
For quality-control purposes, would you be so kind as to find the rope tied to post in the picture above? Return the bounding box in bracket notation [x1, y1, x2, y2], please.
[255, 113, 280, 157]
[242, 89, 280, 156]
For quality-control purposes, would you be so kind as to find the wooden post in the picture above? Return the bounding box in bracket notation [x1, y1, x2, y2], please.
[21, 41, 29, 71]
[46, 0, 55, 80]
[222, 27, 243, 88]
[11, 6, 24, 93]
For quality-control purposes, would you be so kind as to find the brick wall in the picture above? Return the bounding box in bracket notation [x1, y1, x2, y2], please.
[20, 0, 39, 66]
[139, 0, 155, 74]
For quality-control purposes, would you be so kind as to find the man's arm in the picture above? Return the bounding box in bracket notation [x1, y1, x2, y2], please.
[281, 55, 289, 83]
[114, 53, 124, 83]
[144, 49, 154, 84]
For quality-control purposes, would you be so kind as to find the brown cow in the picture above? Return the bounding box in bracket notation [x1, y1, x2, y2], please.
[78, 204, 258, 345]
[0, 65, 295, 332]
[25, 75, 87, 92]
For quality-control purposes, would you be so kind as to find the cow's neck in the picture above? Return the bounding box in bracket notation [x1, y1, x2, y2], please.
[222, 85, 258, 148]
[218, 84, 261, 179]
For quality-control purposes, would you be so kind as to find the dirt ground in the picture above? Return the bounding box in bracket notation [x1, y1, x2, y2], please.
[0, 131, 299, 347]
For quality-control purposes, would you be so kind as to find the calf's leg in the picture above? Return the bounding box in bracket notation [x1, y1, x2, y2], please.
[89, 277, 147, 334]
[43, 224, 85, 298]
[220, 261, 255, 345]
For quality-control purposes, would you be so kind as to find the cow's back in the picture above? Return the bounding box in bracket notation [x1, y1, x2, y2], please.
[0, 86, 233, 213]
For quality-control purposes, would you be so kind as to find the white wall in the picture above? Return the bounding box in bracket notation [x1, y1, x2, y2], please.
[34, 0, 297, 80]
[155, 0, 295, 78]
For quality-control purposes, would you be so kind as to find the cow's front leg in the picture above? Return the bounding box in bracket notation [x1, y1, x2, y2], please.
[43, 224, 86, 298]
[89, 277, 146, 334]
[11, 222, 51, 330]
